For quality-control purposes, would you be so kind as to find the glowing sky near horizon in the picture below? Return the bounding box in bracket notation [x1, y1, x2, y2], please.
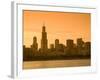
[23, 10, 91, 48]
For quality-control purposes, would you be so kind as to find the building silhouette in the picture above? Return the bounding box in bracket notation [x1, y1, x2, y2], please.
[66, 39, 74, 48]
[58, 44, 65, 52]
[55, 39, 59, 50]
[31, 36, 38, 52]
[77, 38, 84, 55]
[50, 44, 55, 52]
[77, 38, 84, 48]
[41, 23, 48, 53]
[50, 44, 54, 49]
[84, 42, 91, 55]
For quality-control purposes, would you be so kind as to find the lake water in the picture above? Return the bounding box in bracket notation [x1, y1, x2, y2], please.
[23, 59, 90, 69]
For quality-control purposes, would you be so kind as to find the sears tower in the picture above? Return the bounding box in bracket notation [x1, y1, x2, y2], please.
[41, 23, 48, 53]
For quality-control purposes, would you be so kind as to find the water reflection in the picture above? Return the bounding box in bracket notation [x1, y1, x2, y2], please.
[23, 59, 90, 69]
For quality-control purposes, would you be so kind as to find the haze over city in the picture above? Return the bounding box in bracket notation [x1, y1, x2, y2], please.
[23, 10, 91, 48]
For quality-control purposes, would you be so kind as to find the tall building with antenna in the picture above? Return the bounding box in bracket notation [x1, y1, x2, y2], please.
[41, 23, 48, 53]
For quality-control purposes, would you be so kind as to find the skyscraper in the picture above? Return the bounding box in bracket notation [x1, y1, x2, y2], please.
[55, 39, 59, 49]
[41, 23, 48, 53]
[31, 36, 38, 51]
[66, 39, 74, 48]
[77, 38, 84, 48]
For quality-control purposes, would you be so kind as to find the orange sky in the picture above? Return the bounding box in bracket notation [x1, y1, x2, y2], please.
[23, 10, 91, 48]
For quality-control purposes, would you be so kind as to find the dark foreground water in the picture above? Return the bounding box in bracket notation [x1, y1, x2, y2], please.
[23, 59, 90, 69]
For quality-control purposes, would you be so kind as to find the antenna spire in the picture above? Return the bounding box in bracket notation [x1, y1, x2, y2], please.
[43, 21, 45, 27]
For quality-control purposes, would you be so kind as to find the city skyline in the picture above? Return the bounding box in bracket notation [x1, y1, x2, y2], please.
[23, 25, 91, 61]
[23, 10, 91, 48]
[24, 25, 90, 50]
